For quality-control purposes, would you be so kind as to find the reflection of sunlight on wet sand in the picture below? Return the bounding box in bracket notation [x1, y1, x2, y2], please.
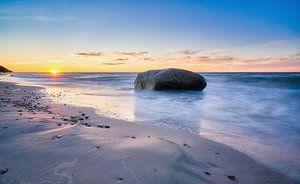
[44, 86, 135, 122]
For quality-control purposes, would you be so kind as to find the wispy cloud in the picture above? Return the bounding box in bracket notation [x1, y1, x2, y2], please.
[0, 12, 75, 22]
[169, 49, 200, 55]
[182, 52, 300, 69]
[115, 58, 129, 61]
[74, 51, 148, 58]
[115, 51, 148, 57]
[74, 49, 300, 70]
[100, 62, 125, 65]
[74, 52, 104, 58]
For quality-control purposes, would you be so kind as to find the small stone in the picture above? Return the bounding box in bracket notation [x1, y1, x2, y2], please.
[18, 110, 22, 112]
[148, 136, 151, 138]
[183, 143, 192, 148]
[215, 152, 220, 155]
[85, 116, 89, 119]
[227, 175, 236, 181]
[52, 135, 63, 139]
[0, 168, 9, 175]
[204, 171, 210, 175]
[117, 177, 123, 181]
[131, 136, 136, 139]
[97, 124, 104, 128]
[104, 125, 110, 129]
[3, 126, 8, 129]
[96, 146, 100, 149]
[82, 113, 85, 116]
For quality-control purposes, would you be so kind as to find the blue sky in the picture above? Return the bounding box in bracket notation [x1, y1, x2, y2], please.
[0, 0, 300, 72]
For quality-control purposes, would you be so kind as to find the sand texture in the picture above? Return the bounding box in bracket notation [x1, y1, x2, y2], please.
[0, 81, 297, 184]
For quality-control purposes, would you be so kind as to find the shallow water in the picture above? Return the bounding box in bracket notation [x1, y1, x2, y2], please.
[2, 72, 300, 180]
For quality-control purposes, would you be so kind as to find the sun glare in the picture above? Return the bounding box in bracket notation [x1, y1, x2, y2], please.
[50, 69, 59, 75]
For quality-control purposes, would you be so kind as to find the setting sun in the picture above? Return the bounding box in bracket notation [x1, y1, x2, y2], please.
[50, 69, 59, 75]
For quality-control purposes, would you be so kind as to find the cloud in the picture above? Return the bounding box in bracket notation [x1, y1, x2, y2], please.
[178, 50, 200, 55]
[74, 52, 104, 58]
[169, 49, 200, 55]
[115, 51, 148, 57]
[190, 52, 300, 69]
[143, 57, 156, 61]
[74, 51, 148, 58]
[115, 58, 129, 61]
[100, 62, 125, 65]
[74, 49, 300, 70]
[0, 12, 76, 22]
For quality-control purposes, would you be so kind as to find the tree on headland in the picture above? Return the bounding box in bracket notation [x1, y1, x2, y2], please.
[0, 66, 12, 73]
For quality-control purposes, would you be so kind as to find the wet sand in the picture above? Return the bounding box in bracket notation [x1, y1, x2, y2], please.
[0, 81, 297, 184]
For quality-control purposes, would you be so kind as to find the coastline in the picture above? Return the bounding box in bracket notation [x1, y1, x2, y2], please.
[0, 81, 297, 184]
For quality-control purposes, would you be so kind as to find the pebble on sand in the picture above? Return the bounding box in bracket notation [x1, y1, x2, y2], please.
[117, 177, 123, 181]
[97, 124, 110, 129]
[227, 175, 236, 181]
[52, 135, 63, 140]
[0, 168, 9, 175]
[183, 143, 192, 148]
[204, 171, 211, 175]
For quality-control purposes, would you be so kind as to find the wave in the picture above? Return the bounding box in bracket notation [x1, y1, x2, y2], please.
[204, 73, 300, 89]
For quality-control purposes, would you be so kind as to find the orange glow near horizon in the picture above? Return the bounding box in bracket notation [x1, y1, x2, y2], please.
[1, 50, 300, 73]
[50, 69, 59, 75]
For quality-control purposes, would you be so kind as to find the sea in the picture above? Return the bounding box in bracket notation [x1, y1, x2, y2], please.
[1, 72, 300, 180]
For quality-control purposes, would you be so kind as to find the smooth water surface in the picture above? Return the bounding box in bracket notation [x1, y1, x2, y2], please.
[2, 72, 300, 179]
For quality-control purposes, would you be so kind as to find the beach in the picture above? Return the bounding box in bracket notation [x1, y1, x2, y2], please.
[0, 81, 297, 184]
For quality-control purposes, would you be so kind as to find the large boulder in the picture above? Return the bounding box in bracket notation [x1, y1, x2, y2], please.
[134, 68, 206, 90]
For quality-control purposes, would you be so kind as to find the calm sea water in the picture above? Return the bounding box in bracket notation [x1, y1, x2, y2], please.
[2, 72, 300, 179]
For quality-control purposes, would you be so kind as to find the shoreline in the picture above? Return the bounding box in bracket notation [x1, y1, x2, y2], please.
[0, 81, 297, 184]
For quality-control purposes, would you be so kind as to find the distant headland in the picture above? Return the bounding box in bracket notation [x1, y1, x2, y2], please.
[0, 66, 12, 73]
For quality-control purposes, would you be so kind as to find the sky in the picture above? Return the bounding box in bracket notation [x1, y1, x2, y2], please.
[0, 0, 300, 72]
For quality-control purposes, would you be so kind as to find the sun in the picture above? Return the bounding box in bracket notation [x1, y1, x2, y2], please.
[50, 69, 59, 75]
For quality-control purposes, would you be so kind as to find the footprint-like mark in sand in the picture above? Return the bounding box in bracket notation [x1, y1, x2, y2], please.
[120, 148, 142, 184]
[46, 146, 94, 184]
[21, 146, 95, 184]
